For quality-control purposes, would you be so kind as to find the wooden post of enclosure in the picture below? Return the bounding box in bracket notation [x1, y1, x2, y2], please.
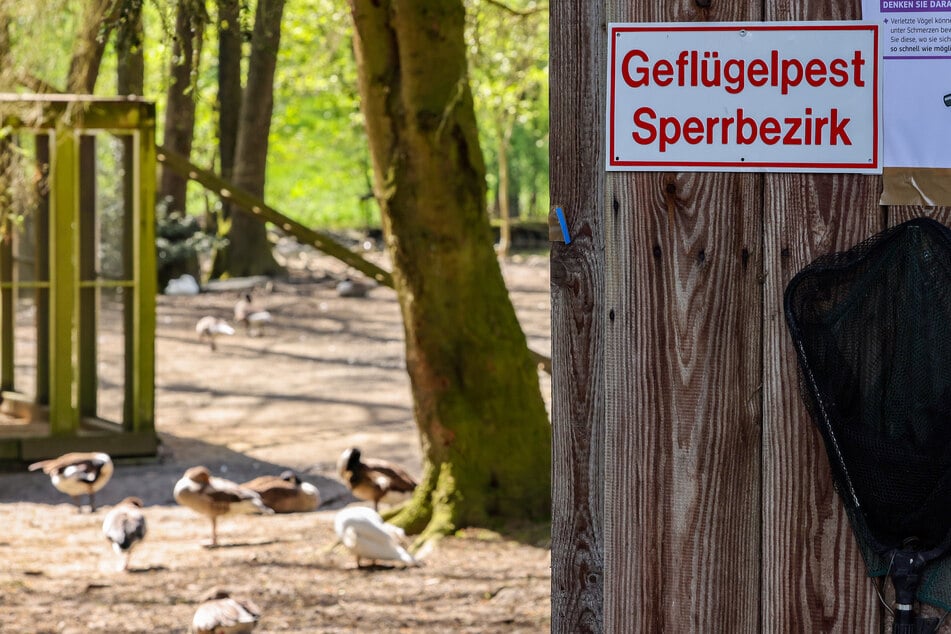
[549, 1, 948, 632]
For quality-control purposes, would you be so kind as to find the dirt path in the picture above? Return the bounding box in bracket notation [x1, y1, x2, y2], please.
[0, 247, 552, 633]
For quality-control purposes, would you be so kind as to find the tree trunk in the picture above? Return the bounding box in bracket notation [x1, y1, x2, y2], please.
[159, 0, 207, 217]
[349, 0, 551, 541]
[217, 0, 242, 182]
[115, 0, 144, 96]
[67, 0, 122, 93]
[497, 117, 514, 257]
[212, 0, 285, 278]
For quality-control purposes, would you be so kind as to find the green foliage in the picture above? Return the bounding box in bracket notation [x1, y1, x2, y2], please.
[1, 0, 549, 231]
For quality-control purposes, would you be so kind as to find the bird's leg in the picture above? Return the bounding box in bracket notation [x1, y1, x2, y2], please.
[71, 495, 83, 513]
[88, 491, 96, 513]
[210, 517, 218, 547]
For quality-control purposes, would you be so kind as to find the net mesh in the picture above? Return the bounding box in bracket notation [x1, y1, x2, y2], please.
[784, 217, 951, 609]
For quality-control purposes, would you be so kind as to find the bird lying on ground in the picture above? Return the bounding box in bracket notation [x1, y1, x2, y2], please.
[335, 277, 373, 298]
[102, 496, 147, 571]
[192, 587, 261, 634]
[333, 505, 419, 568]
[195, 316, 235, 351]
[234, 293, 273, 336]
[337, 447, 417, 511]
[28, 452, 114, 512]
[173, 466, 272, 547]
[241, 470, 320, 513]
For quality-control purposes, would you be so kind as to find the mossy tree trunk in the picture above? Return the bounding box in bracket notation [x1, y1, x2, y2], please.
[349, 0, 551, 541]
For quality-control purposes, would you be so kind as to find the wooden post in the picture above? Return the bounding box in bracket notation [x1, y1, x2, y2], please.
[132, 122, 156, 434]
[35, 134, 51, 405]
[77, 134, 97, 418]
[50, 129, 77, 434]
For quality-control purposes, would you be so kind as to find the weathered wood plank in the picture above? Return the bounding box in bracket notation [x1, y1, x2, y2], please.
[606, 171, 763, 632]
[762, 175, 883, 633]
[549, 0, 606, 631]
[602, 3, 762, 632]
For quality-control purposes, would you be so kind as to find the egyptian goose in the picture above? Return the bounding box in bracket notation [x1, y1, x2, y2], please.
[28, 452, 114, 512]
[234, 293, 272, 336]
[336, 447, 417, 510]
[195, 316, 235, 351]
[333, 505, 418, 568]
[173, 466, 272, 546]
[192, 588, 261, 634]
[102, 496, 147, 571]
[241, 470, 320, 513]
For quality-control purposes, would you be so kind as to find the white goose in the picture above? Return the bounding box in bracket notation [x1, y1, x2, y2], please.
[333, 505, 418, 568]
[28, 452, 114, 512]
[102, 496, 147, 571]
[195, 316, 235, 351]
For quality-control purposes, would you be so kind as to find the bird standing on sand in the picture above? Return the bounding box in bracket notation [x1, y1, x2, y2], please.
[102, 496, 147, 571]
[241, 470, 320, 513]
[233, 293, 273, 336]
[192, 588, 261, 634]
[337, 447, 417, 511]
[28, 452, 114, 512]
[333, 505, 418, 568]
[195, 316, 235, 351]
[173, 466, 272, 547]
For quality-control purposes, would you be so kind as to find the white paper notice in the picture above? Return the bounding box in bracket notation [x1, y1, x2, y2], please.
[863, 0, 951, 167]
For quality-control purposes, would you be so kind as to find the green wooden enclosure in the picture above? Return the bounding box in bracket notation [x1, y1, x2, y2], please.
[0, 96, 157, 463]
[551, 2, 951, 633]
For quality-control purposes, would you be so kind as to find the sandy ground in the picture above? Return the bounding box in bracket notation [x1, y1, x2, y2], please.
[0, 243, 552, 633]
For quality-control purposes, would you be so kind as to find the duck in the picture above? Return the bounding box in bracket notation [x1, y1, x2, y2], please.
[173, 466, 272, 547]
[336, 447, 417, 511]
[192, 587, 261, 634]
[102, 496, 147, 571]
[335, 277, 373, 298]
[333, 505, 419, 568]
[195, 316, 235, 351]
[241, 470, 320, 513]
[28, 452, 114, 512]
[234, 293, 273, 336]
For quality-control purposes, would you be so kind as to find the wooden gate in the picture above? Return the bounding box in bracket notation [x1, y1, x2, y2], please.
[551, 2, 950, 631]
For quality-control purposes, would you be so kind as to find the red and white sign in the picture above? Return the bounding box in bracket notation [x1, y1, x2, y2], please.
[607, 22, 881, 173]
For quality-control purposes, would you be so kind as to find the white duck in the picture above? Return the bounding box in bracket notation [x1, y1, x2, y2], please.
[192, 588, 261, 634]
[333, 505, 418, 568]
[195, 316, 235, 351]
[234, 293, 273, 337]
[173, 466, 272, 547]
[102, 496, 147, 571]
[28, 452, 114, 512]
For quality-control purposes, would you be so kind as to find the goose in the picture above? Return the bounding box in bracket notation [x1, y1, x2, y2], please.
[102, 496, 147, 571]
[333, 505, 418, 568]
[234, 294, 273, 337]
[241, 470, 320, 513]
[173, 466, 272, 546]
[195, 316, 235, 351]
[336, 447, 417, 511]
[192, 587, 261, 634]
[28, 452, 114, 512]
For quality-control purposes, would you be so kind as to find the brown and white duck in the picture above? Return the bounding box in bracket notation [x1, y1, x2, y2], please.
[234, 293, 272, 337]
[192, 587, 261, 634]
[336, 447, 417, 511]
[173, 466, 272, 546]
[28, 452, 114, 512]
[241, 470, 320, 513]
[102, 496, 147, 571]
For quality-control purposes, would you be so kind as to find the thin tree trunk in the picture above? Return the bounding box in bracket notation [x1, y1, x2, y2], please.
[67, 0, 122, 94]
[212, 0, 285, 277]
[116, 0, 144, 95]
[159, 0, 207, 217]
[349, 0, 551, 541]
[497, 117, 513, 257]
[217, 0, 242, 183]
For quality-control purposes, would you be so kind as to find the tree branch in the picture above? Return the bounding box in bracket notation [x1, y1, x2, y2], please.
[482, 0, 548, 16]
